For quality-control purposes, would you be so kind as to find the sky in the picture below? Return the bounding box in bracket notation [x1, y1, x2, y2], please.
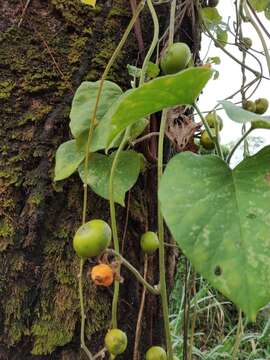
[197, 0, 270, 163]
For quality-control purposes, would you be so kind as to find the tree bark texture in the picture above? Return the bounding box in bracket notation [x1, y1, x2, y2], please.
[0, 1, 201, 359]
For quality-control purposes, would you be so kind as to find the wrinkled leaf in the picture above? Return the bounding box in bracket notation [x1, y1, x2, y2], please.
[79, 151, 141, 206]
[54, 140, 84, 181]
[208, 56, 221, 65]
[159, 147, 270, 320]
[201, 7, 222, 28]
[91, 67, 212, 151]
[127, 62, 160, 79]
[70, 80, 123, 138]
[147, 62, 160, 79]
[219, 100, 270, 123]
[216, 28, 228, 47]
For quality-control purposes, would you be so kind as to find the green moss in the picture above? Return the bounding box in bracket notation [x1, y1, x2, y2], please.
[31, 319, 73, 355]
[0, 219, 14, 237]
[18, 105, 52, 125]
[68, 35, 89, 65]
[0, 80, 16, 99]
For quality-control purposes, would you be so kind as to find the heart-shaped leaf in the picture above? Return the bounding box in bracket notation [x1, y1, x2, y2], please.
[159, 147, 270, 321]
[78, 151, 141, 206]
[69, 80, 123, 139]
[54, 140, 85, 181]
[219, 100, 270, 124]
[91, 67, 213, 151]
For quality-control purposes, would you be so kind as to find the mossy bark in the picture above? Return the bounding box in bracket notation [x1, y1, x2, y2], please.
[0, 1, 201, 358]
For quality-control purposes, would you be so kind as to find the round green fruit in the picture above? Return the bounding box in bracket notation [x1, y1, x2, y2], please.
[140, 231, 159, 254]
[200, 130, 215, 150]
[105, 329, 127, 355]
[255, 98, 269, 114]
[73, 219, 111, 258]
[146, 346, 167, 360]
[242, 37, 252, 50]
[208, 0, 219, 7]
[243, 100, 256, 112]
[160, 42, 192, 75]
[205, 112, 223, 130]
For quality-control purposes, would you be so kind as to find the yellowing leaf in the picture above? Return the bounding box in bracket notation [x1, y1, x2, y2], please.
[81, 0, 96, 7]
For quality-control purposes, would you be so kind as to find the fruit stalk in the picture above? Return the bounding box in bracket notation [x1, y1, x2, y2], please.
[106, 249, 160, 295]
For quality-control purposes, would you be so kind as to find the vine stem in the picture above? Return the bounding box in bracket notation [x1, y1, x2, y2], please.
[226, 127, 253, 164]
[193, 103, 223, 159]
[109, 0, 159, 330]
[232, 310, 243, 360]
[244, 1, 270, 77]
[109, 128, 131, 329]
[106, 249, 160, 295]
[78, 1, 146, 356]
[79, 258, 93, 360]
[201, 22, 265, 79]
[156, 2, 176, 359]
[82, 0, 146, 224]
[158, 109, 174, 360]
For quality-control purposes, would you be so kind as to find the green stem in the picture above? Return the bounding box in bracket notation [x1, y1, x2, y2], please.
[158, 110, 173, 360]
[227, 127, 253, 164]
[232, 310, 243, 360]
[202, 22, 264, 79]
[188, 272, 197, 360]
[156, 3, 176, 359]
[106, 249, 160, 295]
[139, 0, 159, 86]
[79, 258, 93, 360]
[244, 1, 270, 77]
[109, 0, 158, 330]
[109, 128, 131, 328]
[79, 0, 146, 352]
[194, 103, 223, 159]
[82, 0, 146, 224]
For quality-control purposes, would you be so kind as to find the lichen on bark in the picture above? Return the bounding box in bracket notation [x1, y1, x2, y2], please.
[0, 0, 139, 357]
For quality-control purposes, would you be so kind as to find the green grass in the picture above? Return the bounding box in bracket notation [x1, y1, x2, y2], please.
[169, 256, 270, 359]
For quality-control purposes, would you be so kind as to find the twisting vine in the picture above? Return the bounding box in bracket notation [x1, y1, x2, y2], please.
[78, 2, 146, 358]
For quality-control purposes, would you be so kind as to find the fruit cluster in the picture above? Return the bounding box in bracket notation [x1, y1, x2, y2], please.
[200, 112, 223, 150]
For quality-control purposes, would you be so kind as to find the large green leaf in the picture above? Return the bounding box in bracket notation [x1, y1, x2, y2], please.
[91, 67, 213, 151]
[219, 100, 270, 124]
[54, 140, 85, 181]
[78, 151, 141, 206]
[69, 80, 123, 138]
[159, 147, 270, 321]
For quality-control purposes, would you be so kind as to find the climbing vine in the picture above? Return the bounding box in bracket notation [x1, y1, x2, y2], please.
[54, 0, 270, 359]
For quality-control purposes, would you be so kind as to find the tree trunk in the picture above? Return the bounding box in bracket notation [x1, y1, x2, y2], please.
[0, 1, 200, 359]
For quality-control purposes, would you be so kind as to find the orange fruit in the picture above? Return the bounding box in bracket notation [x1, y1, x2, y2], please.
[90, 264, 114, 287]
